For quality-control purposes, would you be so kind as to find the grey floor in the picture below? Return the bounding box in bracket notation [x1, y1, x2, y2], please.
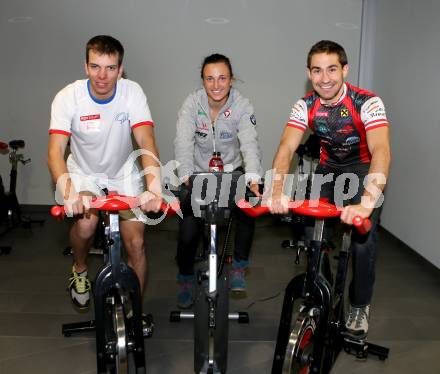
[1, 210, 440, 374]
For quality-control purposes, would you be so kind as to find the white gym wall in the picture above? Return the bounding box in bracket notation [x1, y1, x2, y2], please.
[0, 0, 363, 204]
[3, 1, 437, 268]
[360, 0, 440, 269]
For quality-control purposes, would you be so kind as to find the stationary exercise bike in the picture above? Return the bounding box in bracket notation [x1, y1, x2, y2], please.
[238, 199, 389, 374]
[0, 140, 44, 254]
[51, 194, 178, 374]
[169, 171, 250, 374]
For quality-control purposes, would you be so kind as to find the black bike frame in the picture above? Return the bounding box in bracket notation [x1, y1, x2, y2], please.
[272, 219, 352, 374]
[94, 211, 146, 374]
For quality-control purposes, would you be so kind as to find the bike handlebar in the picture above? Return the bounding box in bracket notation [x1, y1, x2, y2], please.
[237, 199, 371, 234]
[352, 215, 372, 235]
[50, 194, 179, 219]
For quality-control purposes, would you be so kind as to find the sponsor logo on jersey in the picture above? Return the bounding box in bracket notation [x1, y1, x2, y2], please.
[365, 99, 379, 112]
[316, 111, 329, 117]
[80, 114, 100, 121]
[115, 112, 129, 125]
[219, 130, 233, 140]
[250, 114, 256, 125]
[369, 111, 386, 118]
[340, 108, 349, 117]
[336, 125, 354, 134]
[80, 114, 101, 132]
[290, 107, 306, 123]
[224, 109, 231, 118]
[195, 130, 208, 138]
[293, 103, 303, 112]
[346, 136, 360, 145]
[367, 104, 379, 113]
[333, 145, 350, 156]
[199, 121, 209, 130]
[315, 121, 329, 134]
[198, 110, 207, 117]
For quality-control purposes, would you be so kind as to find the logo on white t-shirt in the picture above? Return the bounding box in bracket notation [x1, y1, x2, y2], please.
[115, 112, 129, 126]
[80, 114, 101, 132]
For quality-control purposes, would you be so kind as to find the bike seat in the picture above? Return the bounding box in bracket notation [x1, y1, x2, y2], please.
[9, 140, 25, 149]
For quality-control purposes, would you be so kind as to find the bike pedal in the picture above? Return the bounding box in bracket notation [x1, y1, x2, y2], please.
[343, 334, 368, 359]
[142, 314, 154, 338]
[143, 326, 154, 338]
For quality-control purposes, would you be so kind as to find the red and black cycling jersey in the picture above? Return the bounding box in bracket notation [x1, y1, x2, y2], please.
[286, 82, 389, 167]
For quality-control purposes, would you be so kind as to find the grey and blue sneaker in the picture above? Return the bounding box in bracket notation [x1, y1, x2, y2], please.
[177, 274, 194, 309]
[230, 259, 249, 292]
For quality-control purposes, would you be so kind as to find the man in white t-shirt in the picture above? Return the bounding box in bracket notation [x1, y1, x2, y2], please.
[48, 35, 162, 315]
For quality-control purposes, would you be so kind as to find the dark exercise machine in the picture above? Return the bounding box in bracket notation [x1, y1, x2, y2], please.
[170, 171, 250, 374]
[239, 200, 389, 374]
[51, 195, 177, 374]
[0, 140, 45, 254]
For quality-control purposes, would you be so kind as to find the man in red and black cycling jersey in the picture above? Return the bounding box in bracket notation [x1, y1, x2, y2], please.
[269, 40, 391, 339]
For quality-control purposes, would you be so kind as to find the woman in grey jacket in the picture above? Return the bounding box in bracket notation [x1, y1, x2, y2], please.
[173, 53, 263, 308]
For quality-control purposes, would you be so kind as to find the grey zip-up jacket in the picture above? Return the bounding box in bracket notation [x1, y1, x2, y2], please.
[174, 87, 263, 184]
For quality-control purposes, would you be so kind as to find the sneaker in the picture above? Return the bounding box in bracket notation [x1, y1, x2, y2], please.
[68, 266, 91, 310]
[230, 269, 246, 291]
[230, 259, 249, 292]
[177, 274, 194, 309]
[345, 304, 370, 338]
[142, 313, 154, 338]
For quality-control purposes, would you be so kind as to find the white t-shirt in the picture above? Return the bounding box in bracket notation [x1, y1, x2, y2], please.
[49, 78, 154, 179]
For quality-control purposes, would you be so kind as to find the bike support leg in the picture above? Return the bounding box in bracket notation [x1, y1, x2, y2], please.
[343, 335, 390, 360]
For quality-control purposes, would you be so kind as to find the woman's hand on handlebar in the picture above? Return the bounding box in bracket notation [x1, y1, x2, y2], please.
[265, 192, 291, 215]
[138, 190, 163, 213]
[340, 204, 373, 225]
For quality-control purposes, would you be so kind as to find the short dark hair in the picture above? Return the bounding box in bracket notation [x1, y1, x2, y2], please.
[307, 40, 348, 68]
[86, 35, 124, 66]
[200, 53, 233, 79]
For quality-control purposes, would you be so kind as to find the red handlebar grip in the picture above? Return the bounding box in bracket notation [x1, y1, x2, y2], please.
[160, 201, 180, 217]
[352, 216, 372, 235]
[250, 205, 270, 217]
[50, 205, 65, 219]
[237, 199, 269, 217]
